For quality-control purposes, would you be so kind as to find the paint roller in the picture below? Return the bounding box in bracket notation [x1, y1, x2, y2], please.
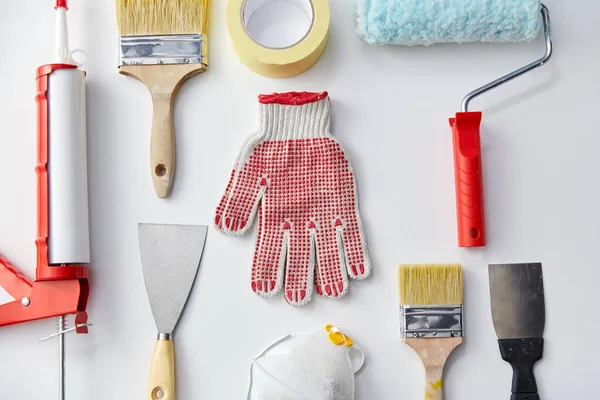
[357, 0, 553, 247]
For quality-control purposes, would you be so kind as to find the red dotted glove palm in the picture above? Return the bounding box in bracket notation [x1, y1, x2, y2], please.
[215, 92, 371, 306]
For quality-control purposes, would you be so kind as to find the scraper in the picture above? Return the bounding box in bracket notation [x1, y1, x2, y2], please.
[489, 263, 545, 400]
[138, 224, 208, 400]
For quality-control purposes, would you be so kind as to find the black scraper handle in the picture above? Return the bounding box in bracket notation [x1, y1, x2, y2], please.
[498, 338, 544, 400]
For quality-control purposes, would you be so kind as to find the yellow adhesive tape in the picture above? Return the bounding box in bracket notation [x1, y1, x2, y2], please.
[226, 0, 330, 78]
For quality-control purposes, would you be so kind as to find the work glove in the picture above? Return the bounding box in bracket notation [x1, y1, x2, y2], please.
[215, 92, 371, 306]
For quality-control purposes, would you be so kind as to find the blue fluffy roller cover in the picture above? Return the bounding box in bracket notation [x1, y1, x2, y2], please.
[357, 0, 542, 45]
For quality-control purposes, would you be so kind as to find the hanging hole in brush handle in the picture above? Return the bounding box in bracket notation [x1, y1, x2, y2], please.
[498, 338, 544, 400]
[69, 49, 87, 68]
[461, 4, 553, 112]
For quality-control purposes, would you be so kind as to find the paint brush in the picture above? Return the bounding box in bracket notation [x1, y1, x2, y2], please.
[116, 0, 211, 198]
[399, 264, 464, 400]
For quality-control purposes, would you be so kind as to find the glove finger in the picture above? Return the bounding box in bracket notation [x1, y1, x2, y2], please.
[340, 214, 371, 280]
[283, 222, 315, 306]
[251, 209, 286, 297]
[333, 140, 372, 279]
[215, 132, 262, 231]
[314, 221, 349, 298]
[215, 169, 235, 230]
[222, 160, 266, 235]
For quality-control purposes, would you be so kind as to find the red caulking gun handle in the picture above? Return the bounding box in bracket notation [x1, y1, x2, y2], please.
[449, 112, 486, 247]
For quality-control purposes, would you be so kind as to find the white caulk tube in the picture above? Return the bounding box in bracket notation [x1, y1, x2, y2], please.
[47, 0, 90, 265]
[47, 69, 90, 265]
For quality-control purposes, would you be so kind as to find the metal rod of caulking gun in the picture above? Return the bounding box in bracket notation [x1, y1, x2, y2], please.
[58, 315, 66, 400]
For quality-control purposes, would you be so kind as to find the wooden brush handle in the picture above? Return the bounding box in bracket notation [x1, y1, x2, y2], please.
[148, 338, 175, 400]
[424, 365, 444, 400]
[404, 337, 463, 400]
[119, 64, 206, 198]
[149, 90, 176, 199]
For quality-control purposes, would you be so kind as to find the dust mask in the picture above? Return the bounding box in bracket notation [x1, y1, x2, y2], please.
[247, 325, 364, 400]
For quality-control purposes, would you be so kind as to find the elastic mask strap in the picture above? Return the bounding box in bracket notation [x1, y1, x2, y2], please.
[246, 334, 308, 400]
[349, 345, 365, 374]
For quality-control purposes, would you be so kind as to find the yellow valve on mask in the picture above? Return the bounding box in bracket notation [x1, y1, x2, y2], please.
[325, 325, 353, 347]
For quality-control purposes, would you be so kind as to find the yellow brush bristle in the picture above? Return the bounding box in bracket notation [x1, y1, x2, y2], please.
[398, 264, 463, 305]
[116, 0, 211, 37]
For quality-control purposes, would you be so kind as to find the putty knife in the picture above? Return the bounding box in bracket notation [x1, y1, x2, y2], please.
[138, 223, 208, 400]
[489, 263, 545, 400]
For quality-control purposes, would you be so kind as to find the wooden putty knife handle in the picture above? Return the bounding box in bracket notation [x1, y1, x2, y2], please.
[498, 338, 544, 400]
[148, 337, 176, 400]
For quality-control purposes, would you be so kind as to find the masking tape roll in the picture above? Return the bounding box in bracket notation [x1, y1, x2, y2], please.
[227, 0, 330, 78]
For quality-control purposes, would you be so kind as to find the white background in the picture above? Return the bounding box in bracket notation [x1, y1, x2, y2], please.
[1, 0, 598, 399]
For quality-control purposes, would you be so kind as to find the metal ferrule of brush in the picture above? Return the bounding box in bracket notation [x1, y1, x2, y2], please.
[400, 305, 464, 338]
[119, 34, 207, 66]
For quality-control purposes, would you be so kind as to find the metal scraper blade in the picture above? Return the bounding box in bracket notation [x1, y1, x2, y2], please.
[138, 224, 208, 335]
[488, 263, 545, 340]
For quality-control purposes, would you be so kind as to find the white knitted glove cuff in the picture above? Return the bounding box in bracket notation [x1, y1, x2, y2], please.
[257, 92, 331, 140]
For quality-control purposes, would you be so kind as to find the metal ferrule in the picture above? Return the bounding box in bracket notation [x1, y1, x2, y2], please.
[157, 332, 173, 341]
[400, 305, 463, 338]
[119, 34, 207, 66]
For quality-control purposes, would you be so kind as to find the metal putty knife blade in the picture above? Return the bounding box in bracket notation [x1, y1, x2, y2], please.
[488, 263, 545, 340]
[138, 223, 208, 335]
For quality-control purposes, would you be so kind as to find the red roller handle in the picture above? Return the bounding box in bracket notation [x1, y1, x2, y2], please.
[449, 112, 486, 247]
